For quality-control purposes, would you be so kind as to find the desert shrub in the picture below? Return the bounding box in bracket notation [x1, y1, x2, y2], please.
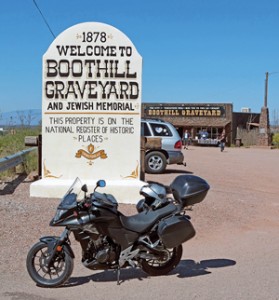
[24, 149, 38, 174]
[272, 133, 279, 148]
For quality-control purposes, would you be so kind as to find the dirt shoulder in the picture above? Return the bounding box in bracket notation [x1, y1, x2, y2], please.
[0, 146, 279, 300]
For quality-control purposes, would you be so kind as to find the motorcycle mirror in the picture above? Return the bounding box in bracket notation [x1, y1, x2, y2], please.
[81, 184, 88, 193]
[97, 180, 106, 188]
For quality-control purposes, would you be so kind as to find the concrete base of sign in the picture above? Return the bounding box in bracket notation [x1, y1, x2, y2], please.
[30, 179, 146, 204]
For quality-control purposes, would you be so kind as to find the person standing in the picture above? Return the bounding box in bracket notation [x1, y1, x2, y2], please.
[184, 130, 190, 149]
[219, 131, 226, 152]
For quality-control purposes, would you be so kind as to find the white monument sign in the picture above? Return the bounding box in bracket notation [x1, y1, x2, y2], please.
[31, 22, 144, 203]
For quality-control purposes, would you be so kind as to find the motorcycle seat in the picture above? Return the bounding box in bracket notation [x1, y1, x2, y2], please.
[120, 203, 177, 233]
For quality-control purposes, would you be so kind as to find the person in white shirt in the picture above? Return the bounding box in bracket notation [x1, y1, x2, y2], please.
[184, 130, 190, 149]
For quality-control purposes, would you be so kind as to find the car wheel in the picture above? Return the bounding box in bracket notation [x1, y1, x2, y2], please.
[145, 151, 167, 174]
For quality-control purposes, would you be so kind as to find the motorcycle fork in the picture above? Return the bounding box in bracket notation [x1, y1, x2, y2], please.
[45, 229, 70, 268]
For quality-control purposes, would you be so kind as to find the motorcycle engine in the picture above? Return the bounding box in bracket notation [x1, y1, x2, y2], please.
[83, 236, 117, 265]
[95, 244, 115, 263]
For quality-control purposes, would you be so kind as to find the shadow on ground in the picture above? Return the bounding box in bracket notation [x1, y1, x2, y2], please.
[62, 258, 236, 287]
[164, 169, 193, 174]
[0, 174, 27, 195]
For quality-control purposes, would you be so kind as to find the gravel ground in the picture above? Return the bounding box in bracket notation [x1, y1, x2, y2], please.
[0, 146, 279, 300]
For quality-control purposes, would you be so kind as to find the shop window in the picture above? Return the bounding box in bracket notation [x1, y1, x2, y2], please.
[197, 128, 222, 140]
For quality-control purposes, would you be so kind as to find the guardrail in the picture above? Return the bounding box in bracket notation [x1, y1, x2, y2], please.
[0, 147, 37, 172]
[0, 136, 159, 179]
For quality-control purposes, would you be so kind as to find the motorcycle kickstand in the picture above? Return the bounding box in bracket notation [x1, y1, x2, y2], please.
[117, 266, 121, 285]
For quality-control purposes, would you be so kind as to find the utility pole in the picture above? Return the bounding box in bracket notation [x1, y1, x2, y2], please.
[264, 71, 279, 107]
[264, 72, 268, 107]
[258, 71, 271, 146]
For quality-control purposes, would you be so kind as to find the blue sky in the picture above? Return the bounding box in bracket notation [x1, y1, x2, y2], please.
[1, 0, 279, 121]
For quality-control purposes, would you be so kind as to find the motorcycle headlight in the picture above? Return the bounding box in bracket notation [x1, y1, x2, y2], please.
[53, 209, 66, 222]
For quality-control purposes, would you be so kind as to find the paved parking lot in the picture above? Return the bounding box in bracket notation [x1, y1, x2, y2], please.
[1, 146, 279, 300]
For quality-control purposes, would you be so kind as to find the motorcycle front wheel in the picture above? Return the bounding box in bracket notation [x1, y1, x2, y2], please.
[141, 244, 183, 276]
[26, 241, 74, 288]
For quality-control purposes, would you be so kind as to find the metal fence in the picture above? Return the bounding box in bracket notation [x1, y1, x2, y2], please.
[0, 148, 37, 172]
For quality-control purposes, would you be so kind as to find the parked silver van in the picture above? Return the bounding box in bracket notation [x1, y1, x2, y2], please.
[141, 119, 186, 174]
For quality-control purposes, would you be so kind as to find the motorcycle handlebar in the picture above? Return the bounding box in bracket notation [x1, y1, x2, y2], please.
[77, 197, 91, 209]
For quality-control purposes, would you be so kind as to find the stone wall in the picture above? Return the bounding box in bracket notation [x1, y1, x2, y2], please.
[257, 107, 271, 146]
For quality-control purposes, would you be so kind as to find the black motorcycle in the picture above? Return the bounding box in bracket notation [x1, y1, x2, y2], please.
[26, 174, 209, 287]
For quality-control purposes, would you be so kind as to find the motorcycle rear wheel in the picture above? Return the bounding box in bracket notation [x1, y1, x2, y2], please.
[141, 244, 182, 276]
[26, 241, 74, 288]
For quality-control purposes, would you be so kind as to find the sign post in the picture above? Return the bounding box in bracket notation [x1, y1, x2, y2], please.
[31, 22, 144, 203]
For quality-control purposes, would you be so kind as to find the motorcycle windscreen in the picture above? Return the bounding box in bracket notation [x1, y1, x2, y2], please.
[158, 215, 196, 248]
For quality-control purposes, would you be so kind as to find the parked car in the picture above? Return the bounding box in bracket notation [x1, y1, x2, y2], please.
[141, 118, 186, 174]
